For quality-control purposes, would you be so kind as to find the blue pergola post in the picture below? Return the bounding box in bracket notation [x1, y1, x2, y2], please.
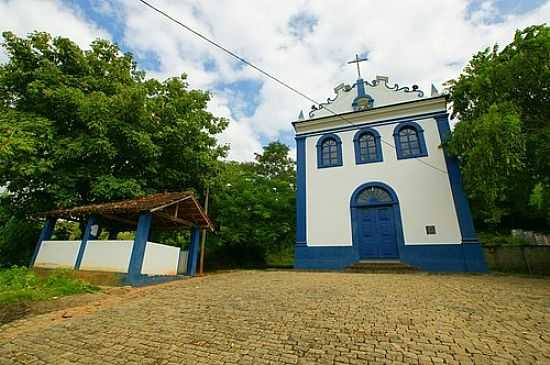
[30, 218, 57, 267]
[74, 216, 97, 270]
[187, 226, 200, 276]
[127, 213, 152, 284]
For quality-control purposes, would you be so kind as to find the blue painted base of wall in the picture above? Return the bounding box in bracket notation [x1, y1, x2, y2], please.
[295, 242, 489, 272]
[294, 244, 358, 270]
[122, 274, 188, 287]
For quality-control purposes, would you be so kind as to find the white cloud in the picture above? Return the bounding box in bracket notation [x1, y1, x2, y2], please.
[0, 0, 109, 63]
[2, 0, 549, 161]
[113, 0, 549, 161]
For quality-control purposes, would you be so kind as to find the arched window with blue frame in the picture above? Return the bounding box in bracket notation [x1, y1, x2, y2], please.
[393, 121, 428, 159]
[316, 133, 343, 168]
[353, 128, 383, 164]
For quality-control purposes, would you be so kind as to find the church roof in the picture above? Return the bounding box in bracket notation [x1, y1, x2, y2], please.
[299, 76, 440, 122]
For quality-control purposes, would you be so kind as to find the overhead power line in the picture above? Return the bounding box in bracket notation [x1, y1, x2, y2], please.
[137, 0, 448, 175]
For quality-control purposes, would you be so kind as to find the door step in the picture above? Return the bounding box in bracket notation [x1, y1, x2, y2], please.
[344, 260, 418, 274]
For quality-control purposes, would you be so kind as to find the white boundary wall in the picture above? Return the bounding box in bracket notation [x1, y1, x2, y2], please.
[34, 240, 81, 268]
[33, 240, 181, 276]
[142, 242, 180, 276]
[79, 240, 134, 273]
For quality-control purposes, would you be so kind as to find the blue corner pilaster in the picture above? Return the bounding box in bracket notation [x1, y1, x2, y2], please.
[436, 114, 488, 272]
[295, 136, 306, 247]
[436, 115, 477, 243]
[187, 226, 200, 276]
[74, 216, 97, 270]
[30, 218, 56, 267]
[127, 213, 152, 283]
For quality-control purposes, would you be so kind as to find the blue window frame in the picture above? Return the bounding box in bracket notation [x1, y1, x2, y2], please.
[316, 133, 343, 168]
[393, 121, 428, 159]
[353, 128, 382, 164]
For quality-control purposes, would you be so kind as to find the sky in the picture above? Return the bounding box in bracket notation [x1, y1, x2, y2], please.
[0, 0, 548, 161]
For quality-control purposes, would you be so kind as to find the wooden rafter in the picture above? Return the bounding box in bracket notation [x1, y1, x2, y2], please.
[150, 196, 192, 212]
[38, 191, 214, 231]
[101, 214, 138, 226]
[153, 211, 194, 227]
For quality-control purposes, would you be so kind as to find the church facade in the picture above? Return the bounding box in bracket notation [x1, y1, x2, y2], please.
[293, 75, 488, 272]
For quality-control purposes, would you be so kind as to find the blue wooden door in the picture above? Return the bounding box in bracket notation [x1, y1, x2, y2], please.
[357, 206, 399, 259]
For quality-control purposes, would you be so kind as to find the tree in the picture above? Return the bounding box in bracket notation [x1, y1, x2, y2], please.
[254, 141, 295, 181]
[207, 142, 296, 267]
[446, 24, 550, 227]
[0, 31, 228, 214]
[0, 32, 228, 265]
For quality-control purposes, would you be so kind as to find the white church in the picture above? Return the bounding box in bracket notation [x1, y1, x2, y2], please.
[293, 58, 487, 272]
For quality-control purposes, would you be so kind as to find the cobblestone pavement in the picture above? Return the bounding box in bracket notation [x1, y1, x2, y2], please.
[1, 271, 549, 364]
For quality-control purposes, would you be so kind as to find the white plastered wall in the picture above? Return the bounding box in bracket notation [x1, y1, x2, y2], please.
[305, 117, 461, 246]
[34, 240, 81, 268]
[141, 242, 180, 276]
[79, 240, 134, 273]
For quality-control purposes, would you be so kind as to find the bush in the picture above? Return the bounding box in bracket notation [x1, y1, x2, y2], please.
[478, 232, 529, 247]
[0, 266, 98, 304]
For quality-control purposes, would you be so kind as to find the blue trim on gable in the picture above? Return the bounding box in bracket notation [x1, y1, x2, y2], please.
[316, 133, 343, 168]
[353, 128, 383, 164]
[296, 111, 448, 138]
[30, 218, 56, 267]
[356, 78, 365, 97]
[352, 79, 374, 111]
[393, 121, 428, 159]
[296, 137, 307, 245]
[74, 216, 97, 270]
[127, 213, 152, 283]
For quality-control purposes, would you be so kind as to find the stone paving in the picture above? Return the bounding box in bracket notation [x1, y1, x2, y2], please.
[1, 271, 550, 364]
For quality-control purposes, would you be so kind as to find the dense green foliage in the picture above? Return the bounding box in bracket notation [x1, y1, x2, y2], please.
[0, 266, 98, 304]
[0, 32, 228, 266]
[446, 24, 550, 229]
[207, 142, 296, 267]
[478, 232, 529, 247]
[0, 31, 227, 212]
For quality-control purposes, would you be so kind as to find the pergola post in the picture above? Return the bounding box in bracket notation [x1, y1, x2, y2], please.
[127, 213, 152, 283]
[74, 215, 97, 270]
[30, 218, 56, 267]
[187, 225, 201, 276]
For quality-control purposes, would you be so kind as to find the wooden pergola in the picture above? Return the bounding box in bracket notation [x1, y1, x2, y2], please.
[32, 192, 213, 285]
[41, 191, 214, 232]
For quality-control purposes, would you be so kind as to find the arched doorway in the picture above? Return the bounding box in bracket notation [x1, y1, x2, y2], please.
[350, 182, 403, 260]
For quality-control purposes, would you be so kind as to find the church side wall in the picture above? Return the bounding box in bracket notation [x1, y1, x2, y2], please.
[304, 117, 461, 246]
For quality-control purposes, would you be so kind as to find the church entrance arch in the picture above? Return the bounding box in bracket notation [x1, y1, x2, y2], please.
[350, 182, 403, 259]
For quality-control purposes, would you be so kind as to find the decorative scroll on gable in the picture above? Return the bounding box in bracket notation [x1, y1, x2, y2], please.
[308, 76, 425, 119]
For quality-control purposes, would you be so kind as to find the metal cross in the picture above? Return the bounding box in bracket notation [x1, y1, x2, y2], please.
[347, 53, 368, 79]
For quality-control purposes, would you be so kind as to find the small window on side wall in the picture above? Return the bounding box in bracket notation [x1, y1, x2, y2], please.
[316, 134, 343, 168]
[393, 121, 428, 159]
[353, 128, 382, 164]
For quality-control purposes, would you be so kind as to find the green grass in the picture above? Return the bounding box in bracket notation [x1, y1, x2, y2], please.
[266, 246, 294, 267]
[0, 266, 99, 304]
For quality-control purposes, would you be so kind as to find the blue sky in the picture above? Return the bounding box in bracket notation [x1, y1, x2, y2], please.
[1, 0, 549, 160]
